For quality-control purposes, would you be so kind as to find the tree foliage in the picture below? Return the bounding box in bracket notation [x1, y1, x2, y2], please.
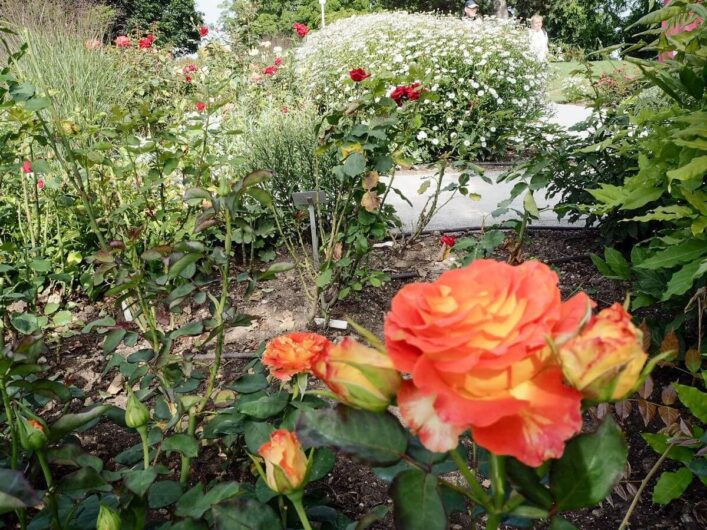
[103, 0, 204, 52]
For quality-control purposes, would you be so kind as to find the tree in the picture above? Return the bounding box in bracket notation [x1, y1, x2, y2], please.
[103, 0, 204, 52]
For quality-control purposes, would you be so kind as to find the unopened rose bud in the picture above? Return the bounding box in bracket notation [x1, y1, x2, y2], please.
[17, 415, 48, 451]
[258, 430, 308, 494]
[125, 389, 150, 429]
[96, 504, 121, 530]
[558, 304, 648, 401]
[315, 338, 401, 412]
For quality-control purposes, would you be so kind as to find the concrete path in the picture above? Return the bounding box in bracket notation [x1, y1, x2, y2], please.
[388, 103, 591, 233]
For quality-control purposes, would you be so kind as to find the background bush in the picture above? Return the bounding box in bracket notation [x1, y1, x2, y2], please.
[295, 12, 547, 160]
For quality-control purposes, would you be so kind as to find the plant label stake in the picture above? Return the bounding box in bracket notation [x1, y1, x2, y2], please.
[292, 191, 326, 270]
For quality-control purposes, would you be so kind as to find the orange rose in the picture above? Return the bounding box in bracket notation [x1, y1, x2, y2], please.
[263, 333, 331, 381]
[315, 338, 401, 412]
[558, 303, 648, 401]
[385, 260, 589, 466]
[258, 429, 308, 494]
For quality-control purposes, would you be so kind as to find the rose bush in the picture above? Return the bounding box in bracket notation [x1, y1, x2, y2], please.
[263, 258, 657, 528]
[295, 13, 548, 159]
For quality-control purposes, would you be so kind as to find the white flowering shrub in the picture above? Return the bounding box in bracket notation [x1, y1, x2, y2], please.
[295, 13, 548, 159]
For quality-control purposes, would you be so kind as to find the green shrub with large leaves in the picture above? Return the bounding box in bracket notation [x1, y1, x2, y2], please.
[586, 1, 706, 321]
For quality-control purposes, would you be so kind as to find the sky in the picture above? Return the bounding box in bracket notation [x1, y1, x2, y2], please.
[195, 0, 225, 26]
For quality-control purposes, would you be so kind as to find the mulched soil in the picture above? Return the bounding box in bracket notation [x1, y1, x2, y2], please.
[26, 229, 707, 529]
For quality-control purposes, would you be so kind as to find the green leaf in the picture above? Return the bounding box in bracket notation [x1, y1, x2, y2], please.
[237, 393, 289, 419]
[604, 247, 631, 280]
[674, 384, 707, 422]
[652, 467, 693, 505]
[49, 405, 111, 441]
[148, 480, 183, 509]
[309, 448, 336, 482]
[0, 469, 40, 513]
[391, 469, 446, 530]
[550, 416, 628, 510]
[549, 518, 579, 530]
[244, 421, 276, 453]
[169, 253, 202, 279]
[213, 498, 282, 530]
[662, 261, 702, 300]
[11, 313, 38, 335]
[636, 240, 707, 270]
[124, 468, 158, 497]
[506, 458, 553, 509]
[59, 467, 111, 495]
[170, 321, 203, 339]
[103, 329, 126, 353]
[523, 191, 539, 217]
[176, 482, 244, 519]
[30, 259, 51, 272]
[52, 310, 72, 327]
[162, 434, 199, 458]
[296, 406, 407, 465]
[230, 373, 268, 393]
[343, 152, 367, 177]
[12, 380, 71, 402]
[24, 97, 50, 112]
[316, 268, 333, 288]
[641, 433, 694, 464]
[247, 188, 272, 207]
[667, 156, 707, 183]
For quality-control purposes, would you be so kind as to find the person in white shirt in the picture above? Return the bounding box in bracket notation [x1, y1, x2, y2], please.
[528, 14, 549, 61]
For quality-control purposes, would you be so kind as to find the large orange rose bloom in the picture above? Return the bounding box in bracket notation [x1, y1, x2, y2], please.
[385, 260, 588, 466]
[263, 332, 331, 381]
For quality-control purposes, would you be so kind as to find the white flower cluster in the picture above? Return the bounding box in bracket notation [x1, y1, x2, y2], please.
[295, 13, 548, 156]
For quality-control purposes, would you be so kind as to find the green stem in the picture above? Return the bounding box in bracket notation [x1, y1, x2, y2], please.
[489, 454, 506, 510]
[288, 494, 313, 530]
[450, 448, 491, 508]
[0, 381, 18, 469]
[179, 412, 197, 486]
[36, 450, 61, 530]
[138, 426, 149, 470]
[485, 512, 502, 530]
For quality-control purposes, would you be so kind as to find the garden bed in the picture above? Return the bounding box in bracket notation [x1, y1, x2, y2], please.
[43, 229, 703, 529]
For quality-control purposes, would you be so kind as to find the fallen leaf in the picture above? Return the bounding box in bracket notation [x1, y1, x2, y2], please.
[685, 348, 702, 373]
[637, 375, 653, 399]
[639, 320, 651, 351]
[660, 331, 679, 359]
[615, 400, 632, 420]
[658, 406, 679, 427]
[661, 385, 677, 405]
[638, 399, 656, 427]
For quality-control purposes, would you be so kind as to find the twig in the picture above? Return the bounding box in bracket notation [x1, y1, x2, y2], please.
[618, 443, 675, 530]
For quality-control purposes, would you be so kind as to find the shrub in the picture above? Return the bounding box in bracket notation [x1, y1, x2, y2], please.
[295, 13, 547, 160]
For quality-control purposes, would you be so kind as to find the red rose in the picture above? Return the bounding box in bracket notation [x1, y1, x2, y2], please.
[199, 26, 209, 38]
[196, 102, 206, 112]
[138, 36, 154, 49]
[263, 65, 278, 76]
[37, 179, 45, 190]
[185, 75, 193, 83]
[282, 106, 289, 114]
[390, 85, 408, 106]
[349, 68, 371, 82]
[293, 23, 309, 38]
[274, 57, 283, 66]
[22, 160, 32, 174]
[440, 235, 456, 248]
[182, 64, 198, 74]
[407, 82, 424, 101]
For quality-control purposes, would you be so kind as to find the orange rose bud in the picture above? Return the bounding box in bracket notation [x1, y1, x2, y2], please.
[258, 430, 308, 494]
[558, 303, 648, 401]
[317, 338, 401, 412]
[263, 333, 331, 381]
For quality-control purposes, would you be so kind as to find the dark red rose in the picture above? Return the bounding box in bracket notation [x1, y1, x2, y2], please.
[349, 68, 371, 82]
